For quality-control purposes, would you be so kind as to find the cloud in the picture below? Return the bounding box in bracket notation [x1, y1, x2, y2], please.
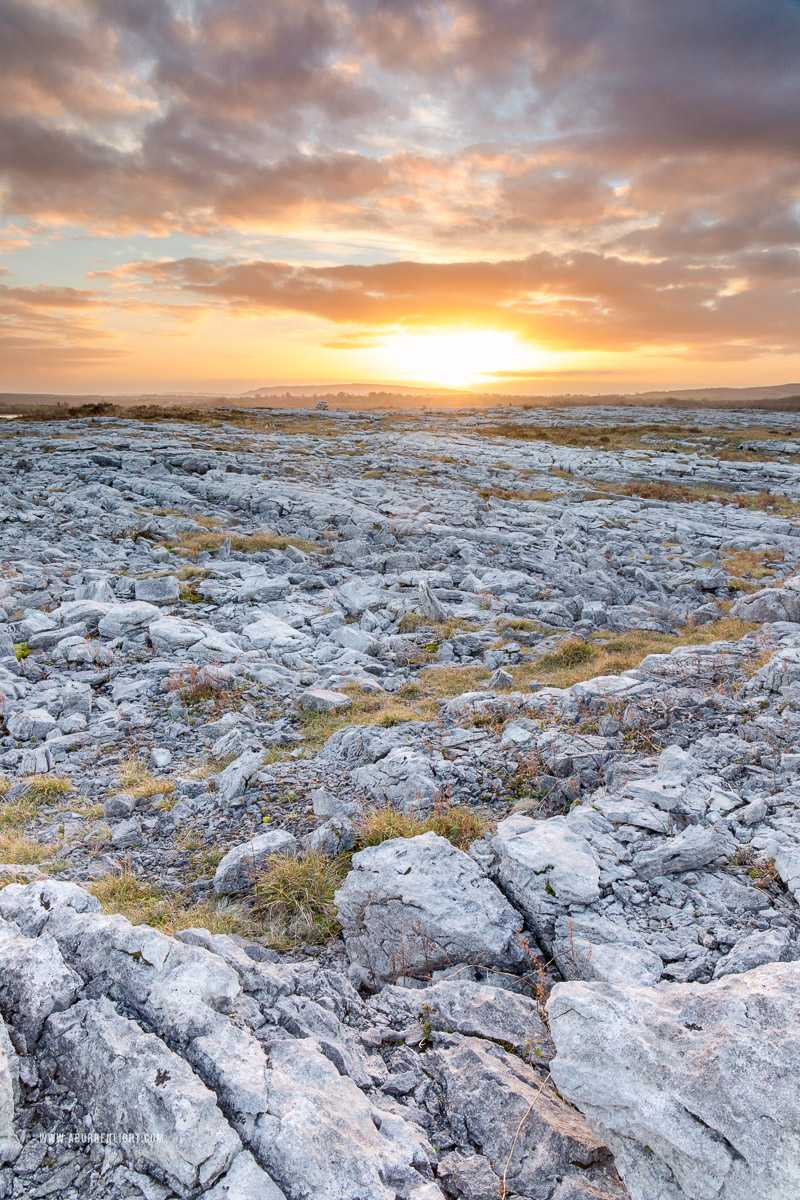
[0, 0, 797, 247]
[121, 248, 800, 358]
[2, 0, 799, 378]
[0, 281, 122, 376]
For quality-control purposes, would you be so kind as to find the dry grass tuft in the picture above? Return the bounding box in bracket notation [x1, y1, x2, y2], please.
[535, 639, 597, 672]
[480, 486, 559, 503]
[252, 851, 348, 948]
[166, 529, 317, 557]
[25, 775, 72, 801]
[511, 617, 760, 691]
[723, 548, 785, 581]
[357, 800, 488, 851]
[0, 832, 52, 864]
[91, 866, 252, 935]
[117, 758, 176, 800]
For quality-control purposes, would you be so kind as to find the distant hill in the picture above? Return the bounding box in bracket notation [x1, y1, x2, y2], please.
[631, 383, 800, 403]
[240, 382, 458, 398]
[1, 381, 799, 416]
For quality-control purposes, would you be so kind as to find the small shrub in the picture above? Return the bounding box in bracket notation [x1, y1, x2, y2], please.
[13, 642, 31, 661]
[252, 852, 348, 948]
[166, 663, 231, 706]
[179, 584, 204, 603]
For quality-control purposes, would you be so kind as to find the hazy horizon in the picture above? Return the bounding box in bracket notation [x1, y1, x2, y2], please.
[2, 1, 799, 394]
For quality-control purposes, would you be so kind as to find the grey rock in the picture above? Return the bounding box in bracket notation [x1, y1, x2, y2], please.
[134, 576, 180, 604]
[98, 601, 160, 638]
[42, 995, 241, 1195]
[214, 750, 265, 806]
[150, 746, 172, 769]
[439, 1037, 624, 1199]
[0, 922, 81, 1040]
[418, 579, 447, 622]
[712, 927, 795, 978]
[7, 708, 56, 740]
[0, 629, 20, 677]
[214, 830, 298, 895]
[311, 787, 357, 818]
[548, 961, 800, 1200]
[436, 1153, 499, 1200]
[103, 792, 136, 819]
[299, 688, 353, 713]
[632, 822, 737, 880]
[204, 1151, 286, 1200]
[0, 1018, 20, 1166]
[303, 816, 358, 857]
[731, 582, 800, 623]
[111, 816, 143, 847]
[335, 832, 525, 986]
[371, 978, 553, 1060]
[261, 1037, 440, 1200]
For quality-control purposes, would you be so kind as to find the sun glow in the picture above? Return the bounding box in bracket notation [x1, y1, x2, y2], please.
[378, 328, 533, 388]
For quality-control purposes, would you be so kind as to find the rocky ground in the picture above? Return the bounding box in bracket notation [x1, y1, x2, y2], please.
[1, 404, 800, 1199]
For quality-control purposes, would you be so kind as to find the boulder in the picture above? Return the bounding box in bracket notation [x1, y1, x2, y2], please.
[214, 830, 298, 895]
[489, 814, 601, 948]
[214, 750, 264, 806]
[631, 821, 736, 881]
[261, 1037, 440, 1200]
[241, 615, 309, 652]
[299, 688, 353, 713]
[370, 978, 553, 1060]
[438, 1037, 625, 1199]
[97, 601, 160, 638]
[352, 747, 445, 812]
[335, 832, 526, 986]
[303, 816, 358, 857]
[0, 627, 21, 676]
[149, 616, 205, 648]
[731, 583, 800, 623]
[548, 962, 800, 1200]
[0, 921, 82, 1039]
[0, 1017, 20, 1165]
[42, 996, 241, 1195]
[418, 579, 447, 622]
[134, 575, 180, 604]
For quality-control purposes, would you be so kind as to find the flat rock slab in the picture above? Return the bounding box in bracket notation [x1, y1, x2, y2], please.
[548, 961, 800, 1200]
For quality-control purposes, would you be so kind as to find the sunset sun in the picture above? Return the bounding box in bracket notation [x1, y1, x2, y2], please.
[378, 329, 533, 388]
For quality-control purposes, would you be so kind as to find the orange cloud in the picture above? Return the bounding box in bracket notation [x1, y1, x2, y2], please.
[120, 250, 800, 358]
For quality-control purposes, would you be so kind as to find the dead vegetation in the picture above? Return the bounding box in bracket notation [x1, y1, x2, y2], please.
[162, 529, 318, 556]
[91, 866, 253, 935]
[117, 758, 176, 801]
[252, 851, 347, 949]
[356, 800, 488, 850]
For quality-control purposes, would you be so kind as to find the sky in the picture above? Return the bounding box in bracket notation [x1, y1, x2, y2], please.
[1, 0, 800, 395]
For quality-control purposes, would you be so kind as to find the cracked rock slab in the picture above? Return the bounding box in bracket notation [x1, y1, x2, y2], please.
[548, 962, 800, 1200]
[41, 995, 243, 1197]
[335, 832, 525, 987]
